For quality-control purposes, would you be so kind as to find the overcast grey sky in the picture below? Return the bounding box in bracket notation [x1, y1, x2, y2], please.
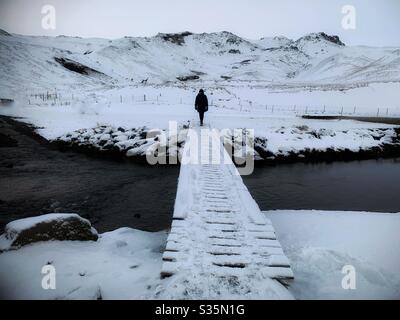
[0, 0, 399, 46]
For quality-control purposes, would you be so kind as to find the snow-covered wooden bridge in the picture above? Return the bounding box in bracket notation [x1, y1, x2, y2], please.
[161, 126, 293, 294]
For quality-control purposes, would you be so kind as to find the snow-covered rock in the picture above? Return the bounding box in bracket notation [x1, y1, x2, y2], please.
[253, 126, 400, 161]
[0, 213, 98, 251]
[55, 125, 187, 160]
[54, 122, 400, 163]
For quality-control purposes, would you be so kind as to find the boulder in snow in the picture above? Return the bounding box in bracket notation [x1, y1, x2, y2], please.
[0, 213, 98, 251]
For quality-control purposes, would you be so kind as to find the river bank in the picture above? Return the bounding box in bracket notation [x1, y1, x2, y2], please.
[0, 116, 178, 233]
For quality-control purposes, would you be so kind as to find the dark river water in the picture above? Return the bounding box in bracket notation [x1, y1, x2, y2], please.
[1, 116, 399, 234]
[0, 116, 178, 233]
[243, 159, 400, 213]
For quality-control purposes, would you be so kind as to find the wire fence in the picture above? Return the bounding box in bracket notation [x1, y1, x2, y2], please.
[26, 91, 400, 119]
[27, 92, 172, 106]
[219, 98, 400, 118]
[236, 103, 400, 118]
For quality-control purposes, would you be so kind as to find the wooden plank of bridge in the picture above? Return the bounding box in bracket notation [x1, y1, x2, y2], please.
[161, 125, 294, 284]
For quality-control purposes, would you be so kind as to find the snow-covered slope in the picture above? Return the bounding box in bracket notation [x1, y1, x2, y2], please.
[1, 30, 400, 98]
[256, 36, 293, 49]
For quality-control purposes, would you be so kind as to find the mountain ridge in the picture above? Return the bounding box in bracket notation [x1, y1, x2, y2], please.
[1, 30, 399, 97]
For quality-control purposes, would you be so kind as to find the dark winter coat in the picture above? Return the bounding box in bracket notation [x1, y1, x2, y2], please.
[195, 92, 208, 112]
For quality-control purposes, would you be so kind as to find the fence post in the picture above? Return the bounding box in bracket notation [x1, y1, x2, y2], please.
[353, 106, 356, 114]
[144, 94, 146, 102]
[305, 106, 308, 114]
[120, 95, 122, 103]
[323, 105, 326, 113]
[340, 106, 343, 116]
[386, 107, 389, 116]
[377, 108, 380, 117]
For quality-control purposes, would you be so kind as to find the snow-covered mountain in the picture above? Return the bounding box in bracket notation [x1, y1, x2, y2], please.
[1, 29, 400, 97]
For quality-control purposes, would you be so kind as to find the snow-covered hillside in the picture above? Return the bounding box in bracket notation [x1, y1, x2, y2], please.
[1, 30, 400, 98]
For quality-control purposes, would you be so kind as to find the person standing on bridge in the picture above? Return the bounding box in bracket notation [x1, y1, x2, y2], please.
[195, 89, 208, 126]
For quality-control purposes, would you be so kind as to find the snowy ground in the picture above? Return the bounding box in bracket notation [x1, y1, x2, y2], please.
[1, 84, 399, 160]
[0, 228, 167, 300]
[1, 81, 400, 136]
[0, 210, 399, 300]
[267, 210, 400, 299]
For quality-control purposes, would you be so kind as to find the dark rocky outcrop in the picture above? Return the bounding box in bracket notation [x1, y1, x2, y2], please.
[54, 57, 103, 75]
[176, 75, 200, 81]
[0, 29, 11, 36]
[0, 98, 14, 106]
[228, 49, 241, 54]
[225, 33, 243, 45]
[159, 32, 192, 45]
[319, 32, 345, 46]
[239, 59, 252, 65]
[297, 32, 345, 46]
